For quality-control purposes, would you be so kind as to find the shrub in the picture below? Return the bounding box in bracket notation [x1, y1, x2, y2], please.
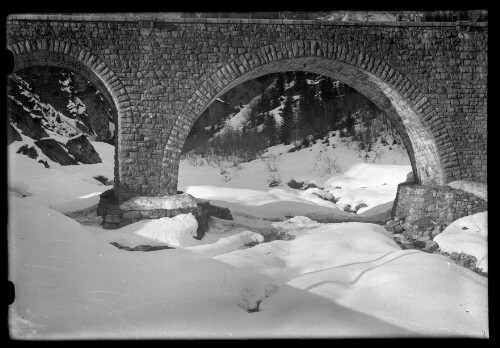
[313, 152, 342, 176]
[302, 183, 318, 190]
[301, 137, 311, 148]
[265, 155, 281, 187]
[263, 228, 296, 242]
[287, 179, 304, 189]
[313, 192, 340, 204]
[343, 204, 354, 213]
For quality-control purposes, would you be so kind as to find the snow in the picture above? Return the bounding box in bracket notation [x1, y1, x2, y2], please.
[180, 133, 411, 217]
[124, 214, 198, 247]
[448, 180, 487, 201]
[434, 212, 488, 272]
[108, 121, 115, 135]
[8, 137, 115, 212]
[9, 194, 488, 338]
[119, 194, 198, 211]
[7, 124, 488, 338]
[218, 94, 260, 134]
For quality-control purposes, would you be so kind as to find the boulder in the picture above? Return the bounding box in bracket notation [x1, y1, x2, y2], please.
[413, 240, 427, 249]
[65, 134, 102, 164]
[431, 225, 443, 239]
[393, 224, 404, 234]
[34, 138, 78, 165]
[386, 220, 398, 229]
[197, 201, 233, 220]
[16, 145, 38, 159]
[423, 241, 439, 253]
[7, 123, 22, 144]
[38, 159, 50, 168]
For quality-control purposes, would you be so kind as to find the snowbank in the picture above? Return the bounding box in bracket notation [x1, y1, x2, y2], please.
[323, 162, 410, 213]
[8, 139, 115, 211]
[127, 214, 199, 248]
[9, 196, 488, 338]
[8, 120, 489, 338]
[186, 230, 264, 257]
[434, 212, 488, 272]
[447, 180, 487, 201]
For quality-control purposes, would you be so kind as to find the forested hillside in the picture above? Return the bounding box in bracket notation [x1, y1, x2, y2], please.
[182, 71, 403, 164]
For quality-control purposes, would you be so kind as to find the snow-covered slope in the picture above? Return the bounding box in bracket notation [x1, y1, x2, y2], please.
[8, 138, 115, 212]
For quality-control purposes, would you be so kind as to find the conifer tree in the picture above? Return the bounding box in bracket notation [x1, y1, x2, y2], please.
[274, 73, 285, 97]
[262, 112, 277, 146]
[279, 95, 294, 145]
[294, 71, 307, 92]
[285, 71, 295, 85]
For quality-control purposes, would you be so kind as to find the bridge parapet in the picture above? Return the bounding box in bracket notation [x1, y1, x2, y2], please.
[6, 13, 488, 27]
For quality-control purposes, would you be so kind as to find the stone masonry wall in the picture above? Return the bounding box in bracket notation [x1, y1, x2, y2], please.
[6, 15, 487, 200]
[392, 182, 488, 227]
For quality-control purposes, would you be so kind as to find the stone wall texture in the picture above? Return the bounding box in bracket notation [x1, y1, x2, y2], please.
[6, 15, 488, 201]
[392, 182, 488, 227]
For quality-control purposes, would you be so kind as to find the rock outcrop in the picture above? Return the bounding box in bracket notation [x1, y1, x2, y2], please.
[34, 138, 78, 165]
[66, 134, 102, 164]
[16, 145, 38, 159]
[7, 123, 22, 144]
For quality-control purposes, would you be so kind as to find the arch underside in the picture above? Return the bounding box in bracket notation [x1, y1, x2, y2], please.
[167, 56, 448, 194]
[12, 51, 118, 116]
[8, 42, 133, 200]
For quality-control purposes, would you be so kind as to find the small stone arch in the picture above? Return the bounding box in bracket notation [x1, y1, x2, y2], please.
[7, 38, 133, 198]
[161, 40, 462, 195]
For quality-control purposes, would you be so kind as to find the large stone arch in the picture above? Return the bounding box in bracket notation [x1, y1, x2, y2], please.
[161, 40, 462, 195]
[7, 39, 133, 198]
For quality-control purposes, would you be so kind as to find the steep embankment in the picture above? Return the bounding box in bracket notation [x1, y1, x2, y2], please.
[7, 67, 116, 168]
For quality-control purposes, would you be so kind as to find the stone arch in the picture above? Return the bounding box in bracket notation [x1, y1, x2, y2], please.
[7, 38, 133, 197]
[161, 40, 462, 195]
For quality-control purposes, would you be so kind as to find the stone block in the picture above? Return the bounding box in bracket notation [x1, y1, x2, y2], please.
[103, 222, 119, 229]
[104, 214, 121, 224]
[123, 210, 141, 220]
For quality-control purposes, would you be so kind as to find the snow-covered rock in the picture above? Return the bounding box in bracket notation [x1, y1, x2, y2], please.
[66, 134, 102, 164]
[119, 193, 199, 211]
[434, 212, 488, 272]
[130, 213, 199, 247]
[447, 180, 487, 201]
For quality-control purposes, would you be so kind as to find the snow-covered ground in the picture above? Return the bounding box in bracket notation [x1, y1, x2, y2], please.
[434, 212, 488, 272]
[180, 132, 412, 219]
[8, 135, 489, 338]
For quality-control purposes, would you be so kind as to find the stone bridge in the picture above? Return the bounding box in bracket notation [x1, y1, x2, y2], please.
[6, 14, 488, 204]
